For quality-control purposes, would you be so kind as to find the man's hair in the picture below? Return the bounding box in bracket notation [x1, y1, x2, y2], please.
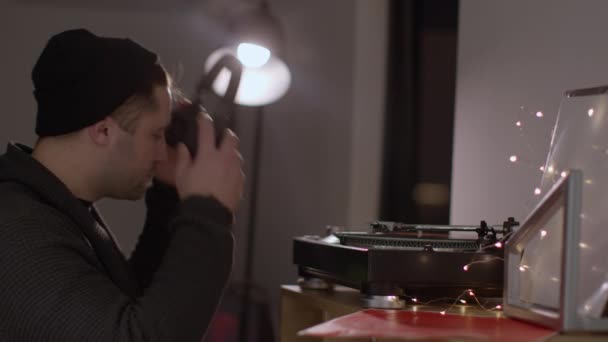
[110, 63, 171, 134]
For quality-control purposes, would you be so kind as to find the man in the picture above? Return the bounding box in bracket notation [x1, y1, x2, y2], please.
[0, 29, 244, 341]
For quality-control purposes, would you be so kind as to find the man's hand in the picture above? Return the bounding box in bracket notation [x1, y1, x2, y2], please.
[173, 114, 245, 214]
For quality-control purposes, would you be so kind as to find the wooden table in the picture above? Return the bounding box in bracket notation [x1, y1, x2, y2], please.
[280, 285, 608, 342]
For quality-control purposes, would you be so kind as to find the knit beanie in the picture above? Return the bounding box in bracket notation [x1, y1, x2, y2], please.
[32, 28, 158, 136]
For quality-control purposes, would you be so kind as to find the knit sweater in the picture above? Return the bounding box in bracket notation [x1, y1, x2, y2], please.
[0, 143, 234, 341]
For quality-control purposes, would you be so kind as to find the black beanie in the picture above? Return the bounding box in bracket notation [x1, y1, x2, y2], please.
[32, 28, 159, 136]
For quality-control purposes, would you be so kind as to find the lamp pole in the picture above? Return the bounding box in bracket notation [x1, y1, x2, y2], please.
[238, 105, 265, 342]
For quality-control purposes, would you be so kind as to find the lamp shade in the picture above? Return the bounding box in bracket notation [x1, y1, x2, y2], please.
[204, 46, 291, 107]
[204, 2, 290, 107]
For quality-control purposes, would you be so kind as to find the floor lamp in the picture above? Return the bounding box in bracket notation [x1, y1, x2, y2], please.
[204, 1, 291, 341]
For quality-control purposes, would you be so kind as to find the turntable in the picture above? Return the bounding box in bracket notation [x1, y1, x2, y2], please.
[293, 218, 518, 309]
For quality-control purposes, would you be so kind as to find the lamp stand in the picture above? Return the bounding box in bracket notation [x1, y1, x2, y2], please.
[238, 106, 265, 342]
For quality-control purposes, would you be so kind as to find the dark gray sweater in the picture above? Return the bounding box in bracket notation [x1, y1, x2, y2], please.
[0, 143, 234, 341]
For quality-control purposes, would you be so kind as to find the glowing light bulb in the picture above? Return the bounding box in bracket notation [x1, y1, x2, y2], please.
[440, 311, 446, 315]
[509, 155, 518, 163]
[579, 242, 589, 249]
[495, 305, 502, 310]
[536, 111, 543, 118]
[548, 165, 554, 173]
[520, 266, 526, 272]
[551, 277, 559, 282]
[534, 188, 541, 195]
[237, 43, 271, 68]
[540, 230, 547, 238]
[468, 291, 475, 297]
[585, 179, 593, 185]
[494, 242, 503, 248]
[515, 121, 522, 127]
[539, 166, 545, 172]
[588, 108, 595, 117]
[460, 299, 467, 304]
[412, 298, 418, 303]
[463, 265, 469, 271]
[561, 171, 567, 178]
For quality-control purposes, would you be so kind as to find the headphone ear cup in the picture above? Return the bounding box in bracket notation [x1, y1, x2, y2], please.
[165, 104, 200, 158]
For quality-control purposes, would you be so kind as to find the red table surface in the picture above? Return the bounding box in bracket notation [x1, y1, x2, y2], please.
[298, 309, 556, 341]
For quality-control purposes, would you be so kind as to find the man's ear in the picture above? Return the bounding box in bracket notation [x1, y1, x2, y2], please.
[87, 117, 118, 146]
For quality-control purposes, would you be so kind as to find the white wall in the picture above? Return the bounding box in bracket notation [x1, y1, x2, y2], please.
[452, 0, 608, 226]
[0, 0, 387, 330]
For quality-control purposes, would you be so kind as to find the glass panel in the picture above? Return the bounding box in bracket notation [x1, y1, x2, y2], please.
[540, 87, 608, 317]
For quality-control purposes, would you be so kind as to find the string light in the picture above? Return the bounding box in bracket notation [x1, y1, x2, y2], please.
[433, 289, 501, 315]
[462, 257, 504, 272]
[402, 288, 503, 316]
[588, 108, 594, 117]
[510, 106, 558, 207]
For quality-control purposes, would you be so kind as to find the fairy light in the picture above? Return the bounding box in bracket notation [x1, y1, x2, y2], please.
[519, 266, 526, 272]
[539, 166, 545, 172]
[494, 242, 503, 248]
[547, 165, 554, 173]
[516, 121, 522, 127]
[585, 179, 593, 185]
[540, 230, 547, 238]
[534, 188, 542, 195]
[588, 108, 594, 117]
[407, 288, 503, 316]
[462, 257, 504, 271]
[561, 171, 567, 178]
[509, 155, 518, 163]
[536, 111, 544, 118]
